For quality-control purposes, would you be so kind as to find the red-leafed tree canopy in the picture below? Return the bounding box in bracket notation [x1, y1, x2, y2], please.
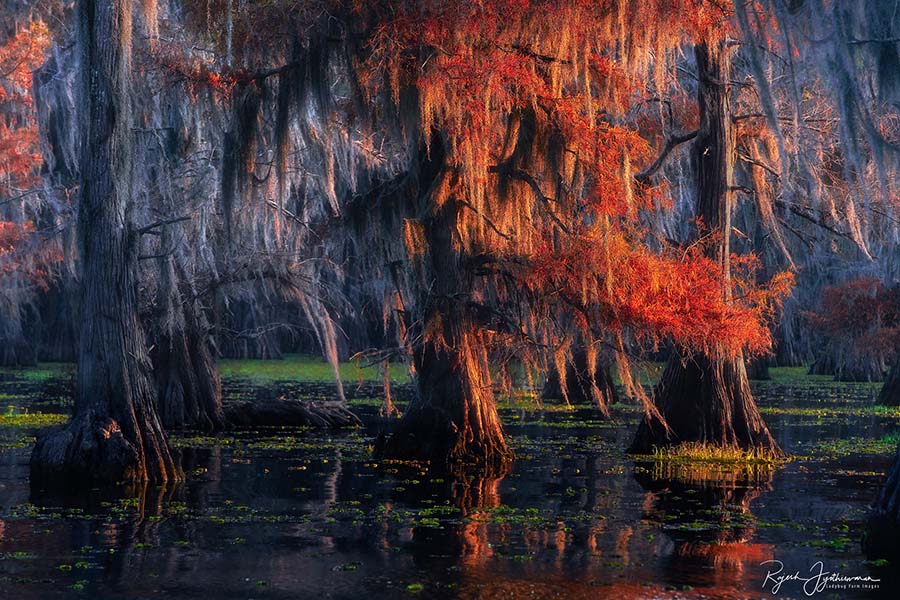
[0, 19, 49, 197]
[358, 0, 792, 395]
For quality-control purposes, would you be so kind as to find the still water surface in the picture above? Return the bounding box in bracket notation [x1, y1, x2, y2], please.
[0, 368, 896, 599]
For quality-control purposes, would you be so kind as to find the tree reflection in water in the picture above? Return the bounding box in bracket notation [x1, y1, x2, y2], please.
[634, 461, 776, 587]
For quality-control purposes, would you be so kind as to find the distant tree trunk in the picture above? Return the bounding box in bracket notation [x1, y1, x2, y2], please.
[746, 356, 771, 380]
[0, 332, 36, 366]
[879, 363, 900, 406]
[31, 0, 179, 485]
[810, 350, 884, 382]
[630, 42, 781, 456]
[542, 348, 619, 414]
[865, 442, 900, 556]
[35, 280, 79, 363]
[153, 232, 225, 431]
[807, 352, 836, 376]
[378, 150, 511, 469]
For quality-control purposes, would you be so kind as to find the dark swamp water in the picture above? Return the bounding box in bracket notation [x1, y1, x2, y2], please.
[1, 363, 898, 599]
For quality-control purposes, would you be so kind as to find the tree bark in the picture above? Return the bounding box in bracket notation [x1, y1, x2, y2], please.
[31, 0, 179, 485]
[879, 363, 900, 406]
[630, 42, 781, 456]
[153, 228, 225, 431]
[630, 353, 782, 455]
[377, 154, 511, 470]
[865, 442, 900, 556]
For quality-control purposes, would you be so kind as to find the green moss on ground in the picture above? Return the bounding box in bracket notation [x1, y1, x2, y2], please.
[218, 354, 408, 383]
[0, 410, 69, 429]
[0, 362, 74, 382]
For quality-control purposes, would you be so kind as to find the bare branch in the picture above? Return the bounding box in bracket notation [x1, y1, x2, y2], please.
[635, 130, 698, 183]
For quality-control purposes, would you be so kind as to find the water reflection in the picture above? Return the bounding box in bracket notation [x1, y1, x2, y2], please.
[634, 462, 776, 589]
[2, 370, 896, 598]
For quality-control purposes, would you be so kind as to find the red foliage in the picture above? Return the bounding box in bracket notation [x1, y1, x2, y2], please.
[0, 20, 59, 293]
[0, 221, 58, 290]
[807, 278, 900, 361]
[527, 230, 792, 358]
[0, 20, 50, 196]
[167, 1, 789, 362]
[363, 0, 786, 358]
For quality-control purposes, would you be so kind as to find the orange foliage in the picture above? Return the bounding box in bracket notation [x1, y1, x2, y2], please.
[362, 0, 785, 362]
[165, 1, 790, 379]
[527, 231, 792, 358]
[0, 20, 50, 196]
[0, 20, 59, 293]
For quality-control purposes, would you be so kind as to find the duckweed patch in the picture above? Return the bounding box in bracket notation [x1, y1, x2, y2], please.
[805, 434, 900, 458]
[759, 405, 900, 419]
[0, 409, 68, 429]
[0, 363, 74, 382]
[1, 360, 898, 598]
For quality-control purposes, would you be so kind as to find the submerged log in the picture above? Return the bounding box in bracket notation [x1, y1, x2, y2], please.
[223, 398, 361, 428]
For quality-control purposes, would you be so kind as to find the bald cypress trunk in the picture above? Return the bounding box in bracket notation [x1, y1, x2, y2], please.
[379, 197, 511, 469]
[31, 0, 179, 485]
[154, 235, 225, 431]
[866, 443, 900, 555]
[376, 138, 511, 469]
[879, 363, 900, 406]
[630, 42, 781, 456]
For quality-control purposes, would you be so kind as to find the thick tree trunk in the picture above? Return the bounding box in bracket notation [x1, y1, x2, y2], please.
[630, 42, 780, 456]
[153, 229, 225, 431]
[879, 363, 900, 406]
[31, 0, 179, 485]
[746, 356, 771, 380]
[154, 310, 225, 431]
[378, 172, 511, 470]
[379, 324, 511, 469]
[542, 348, 619, 414]
[630, 353, 782, 455]
[811, 351, 884, 382]
[865, 443, 900, 556]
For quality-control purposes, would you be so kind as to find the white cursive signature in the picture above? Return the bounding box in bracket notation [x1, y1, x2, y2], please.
[761, 560, 881, 596]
